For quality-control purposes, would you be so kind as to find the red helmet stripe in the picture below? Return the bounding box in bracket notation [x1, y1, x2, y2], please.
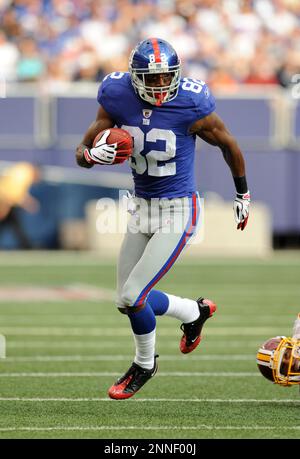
[151, 38, 161, 63]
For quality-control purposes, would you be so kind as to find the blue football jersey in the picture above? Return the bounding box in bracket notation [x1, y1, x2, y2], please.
[97, 72, 216, 199]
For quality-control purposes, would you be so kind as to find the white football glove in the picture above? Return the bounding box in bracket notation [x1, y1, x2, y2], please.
[84, 130, 117, 165]
[233, 191, 250, 231]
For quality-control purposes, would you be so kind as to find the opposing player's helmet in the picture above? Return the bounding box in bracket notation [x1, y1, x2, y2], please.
[129, 38, 181, 106]
[256, 336, 300, 386]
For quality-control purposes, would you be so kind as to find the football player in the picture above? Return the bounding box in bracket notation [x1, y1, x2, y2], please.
[76, 38, 250, 399]
[257, 313, 300, 386]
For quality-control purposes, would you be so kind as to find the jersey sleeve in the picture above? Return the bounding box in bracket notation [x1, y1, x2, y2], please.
[193, 83, 216, 120]
[97, 73, 124, 118]
[97, 75, 114, 115]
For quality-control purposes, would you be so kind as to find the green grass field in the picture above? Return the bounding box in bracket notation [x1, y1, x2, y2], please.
[0, 251, 299, 439]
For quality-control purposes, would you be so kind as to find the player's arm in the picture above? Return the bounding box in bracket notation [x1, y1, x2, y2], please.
[75, 106, 115, 168]
[190, 111, 246, 179]
[190, 111, 250, 230]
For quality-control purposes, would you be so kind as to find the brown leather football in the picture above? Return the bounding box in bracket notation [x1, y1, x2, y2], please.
[93, 128, 133, 164]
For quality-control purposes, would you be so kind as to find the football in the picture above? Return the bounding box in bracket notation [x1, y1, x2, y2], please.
[93, 128, 133, 164]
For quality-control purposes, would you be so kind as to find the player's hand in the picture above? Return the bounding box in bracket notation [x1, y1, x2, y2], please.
[233, 191, 250, 231]
[84, 130, 117, 165]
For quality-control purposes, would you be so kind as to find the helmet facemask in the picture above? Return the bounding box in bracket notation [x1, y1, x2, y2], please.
[257, 336, 300, 386]
[129, 48, 181, 106]
[273, 337, 300, 386]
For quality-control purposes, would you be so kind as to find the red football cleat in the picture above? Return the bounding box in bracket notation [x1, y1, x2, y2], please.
[180, 298, 217, 354]
[108, 355, 158, 400]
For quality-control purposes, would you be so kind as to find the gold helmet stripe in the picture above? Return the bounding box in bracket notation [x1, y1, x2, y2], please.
[256, 351, 271, 363]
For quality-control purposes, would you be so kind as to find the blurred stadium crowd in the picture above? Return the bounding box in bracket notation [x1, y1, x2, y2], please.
[0, 0, 300, 91]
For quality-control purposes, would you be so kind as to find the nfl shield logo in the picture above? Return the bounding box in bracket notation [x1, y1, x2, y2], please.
[143, 109, 152, 119]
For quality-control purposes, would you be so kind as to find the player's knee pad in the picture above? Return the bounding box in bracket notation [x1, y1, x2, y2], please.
[119, 283, 140, 309]
[118, 283, 145, 315]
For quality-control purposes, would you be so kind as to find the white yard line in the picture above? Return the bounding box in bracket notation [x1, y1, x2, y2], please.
[0, 397, 298, 403]
[0, 372, 260, 377]
[6, 340, 262, 349]
[0, 424, 299, 432]
[0, 314, 292, 323]
[3, 354, 254, 362]
[5, 342, 139, 349]
[0, 327, 283, 336]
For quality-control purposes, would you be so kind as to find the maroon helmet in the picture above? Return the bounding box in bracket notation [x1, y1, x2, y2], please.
[257, 336, 300, 386]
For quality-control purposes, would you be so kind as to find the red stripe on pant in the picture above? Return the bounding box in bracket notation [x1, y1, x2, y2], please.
[135, 193, 198, 307]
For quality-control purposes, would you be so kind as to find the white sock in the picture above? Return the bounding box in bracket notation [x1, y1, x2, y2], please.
[133, 329, 156, 370]
[165, 294, 200, 324]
